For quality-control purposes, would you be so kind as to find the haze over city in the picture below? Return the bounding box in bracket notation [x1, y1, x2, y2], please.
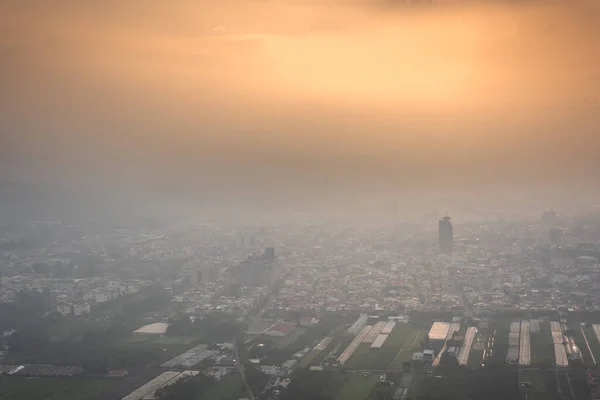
[2, 2, 600, 399]
[1, 0, 600, 219]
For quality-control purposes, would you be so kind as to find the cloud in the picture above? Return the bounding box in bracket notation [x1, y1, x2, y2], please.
[206, 25, 226, 34]
[0, 0, 599, 195]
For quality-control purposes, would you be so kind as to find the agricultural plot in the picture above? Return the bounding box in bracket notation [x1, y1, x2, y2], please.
[384, 323, 413, 347]
[0, 377, 116, 400]
[517, 370, 563, 400]
[201, 373, 245, 400]
[390, 327, 428, 368]
[343, 343, 396, 370]
[530, 322, 556, 367]
[335, 374, 380, 400]
[344, 323, 423, 370]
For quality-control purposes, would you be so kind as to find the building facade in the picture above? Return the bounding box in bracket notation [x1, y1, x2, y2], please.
[439, 214, 454, 253]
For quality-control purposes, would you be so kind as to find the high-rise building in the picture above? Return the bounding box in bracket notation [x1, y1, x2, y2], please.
[227, 250, 277, 286]
[200, 265, 219, 284]
[191, 269, 200, 286]
[264, 247, 275, 260]
[191, 265, 220, 286]
[439, 213, 454, 253]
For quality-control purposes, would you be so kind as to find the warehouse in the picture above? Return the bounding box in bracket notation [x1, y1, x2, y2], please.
[363, 321, 387, 343]
[428, 322, 451, 354]
[370, 334, 389, 349]
[348, 314, 369, 336]
[133, 322, 169, 336]
[428, 322, 450, 341]
[380, 321, 397, 335]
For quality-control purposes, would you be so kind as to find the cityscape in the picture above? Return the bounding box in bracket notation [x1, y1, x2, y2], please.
[1, 205, 600, 400]
[2, 0, 600, 399]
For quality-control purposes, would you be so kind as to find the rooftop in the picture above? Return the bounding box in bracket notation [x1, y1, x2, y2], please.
[134, 322, 169, 335]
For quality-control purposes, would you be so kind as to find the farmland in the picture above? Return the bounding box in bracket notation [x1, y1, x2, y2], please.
[0, 376, 117, 400]
[335, 374, 380, 400]
[342, 323, 422, 370]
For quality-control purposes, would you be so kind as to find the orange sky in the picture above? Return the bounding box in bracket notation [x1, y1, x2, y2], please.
[1, 0, 599, 197]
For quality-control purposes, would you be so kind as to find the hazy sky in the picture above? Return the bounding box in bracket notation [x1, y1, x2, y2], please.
[1, 0, 599, 202]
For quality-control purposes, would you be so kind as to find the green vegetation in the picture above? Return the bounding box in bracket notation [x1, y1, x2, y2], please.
[414, 364, 521, 400]
[281, 369, 347, 400]
[529, 323, 556, 368]
[0, 376, 116, 400]
[570, 369, 594, 400]
[343, 324, 423, 370]
[383, 323, 412, 347]
[519, 369, 546, 392]
[157, 364, 265, 400]
[6, 286, 176, 371]
[344, 343, 397, 370]
[201, 374, 245, 400]
[390, 327, 427, 368]
[335, 374, 380, 400]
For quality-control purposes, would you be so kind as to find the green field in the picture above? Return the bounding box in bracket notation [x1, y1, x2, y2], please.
[390, 327, 428, 368]
[104, 336, 198, 368]
[0, 377, 116, 400]
[384, 324, 413, 347]
[519, 369, 546, 392]
[335, 374, 380, 400]
[343, 324, 424, 370]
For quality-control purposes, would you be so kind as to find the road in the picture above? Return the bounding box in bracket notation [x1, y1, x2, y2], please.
[234, 340, 256, 400]
[580, 326, 597, 365]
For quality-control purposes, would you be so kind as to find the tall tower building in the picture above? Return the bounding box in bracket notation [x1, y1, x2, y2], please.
[191, 269, 200, 286]
[439, 213, 454, 254]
